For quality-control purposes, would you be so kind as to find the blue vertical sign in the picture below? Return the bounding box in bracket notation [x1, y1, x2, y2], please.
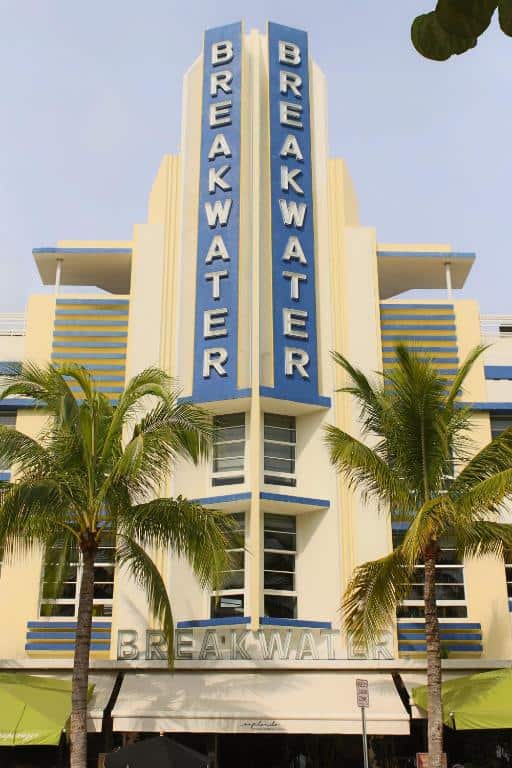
[267, 23, 321, 405]
[193, 23, 242, 402]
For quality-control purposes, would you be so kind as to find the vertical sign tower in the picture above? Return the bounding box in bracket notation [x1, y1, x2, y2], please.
[193, 23, 243, 402]
[266, 22, 320, 404]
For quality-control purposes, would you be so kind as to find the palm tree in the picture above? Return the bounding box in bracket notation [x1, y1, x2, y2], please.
[0, 363, 232, 768]
[325, 345, 512, 768]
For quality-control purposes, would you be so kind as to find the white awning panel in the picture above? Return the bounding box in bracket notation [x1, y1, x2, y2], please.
[88, 673, 117, 732]
[112, 671, 409, 735]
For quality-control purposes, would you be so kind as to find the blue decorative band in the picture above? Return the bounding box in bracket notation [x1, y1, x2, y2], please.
[177, 616, 251, 628]
[260, 617, 332, 629]
[260, 492, 329, 507]
[192, 492, 252, 505]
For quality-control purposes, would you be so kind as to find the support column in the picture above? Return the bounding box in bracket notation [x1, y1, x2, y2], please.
[55, 258, 63, 295]
[444, 261, 453, 300]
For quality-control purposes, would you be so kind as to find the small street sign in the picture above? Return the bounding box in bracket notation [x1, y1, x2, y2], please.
[356, 678, 370, 709]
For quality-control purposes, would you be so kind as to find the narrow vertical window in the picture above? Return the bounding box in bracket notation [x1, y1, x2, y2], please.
[212, 413, 246, 486]
[211, 512, 245, 618]
[263, 513, 297, 619]
[263, 414, 296, 487]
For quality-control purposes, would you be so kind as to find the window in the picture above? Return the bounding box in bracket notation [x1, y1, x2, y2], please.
[264, 414, 296, 487]
[490, 415, 512, 440]
[211, 513, 245, 618]
[393, 529, 467, 619]
[263, 513, 297, 619]
[39, 535, 115, 618]
[212, 413, 245, 487]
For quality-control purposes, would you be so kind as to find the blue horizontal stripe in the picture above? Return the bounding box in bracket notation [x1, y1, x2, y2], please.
[0, 472, 10, 482]
[56, 308, 129, 316]
[381, 324, 456, 331]
[377, 251, 474, 260]
[260, 492, 330, 507]
[27, 621, 111, 629]
[79, 364, 125, 371]
[52, 353, 127, 360]
[380, 304, 455, 310]
[53, 331, 128, 338]
[398, 632, 481, 641]
[398, 622, 481, 630]
[485, 366, 512, 380]
[192, 492, 251, 504]
[27, 631, 110, 640]
[463, 403, 512, 412]
[84, 375, 125, 382]
[381, 315, 455, 322]
[55, 320, 128, 327]
[0, 398, 36, 409]
[384, 357, 459, 364]
[260, 617, 332, 629]
[383, 347, 458, 353]
[70, 385, 123, 393]
[25, 643, 111, 651]
[382, 335, 458, 341]
[385, 366, 459, 376]
[53, 342, 126, 349]
[399, 643, 482, 653]
[177, 616, 251, 628]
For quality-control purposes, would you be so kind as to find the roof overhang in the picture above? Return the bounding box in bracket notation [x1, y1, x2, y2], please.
[377, 250, 475, 300]
[33, 247, 132, 294]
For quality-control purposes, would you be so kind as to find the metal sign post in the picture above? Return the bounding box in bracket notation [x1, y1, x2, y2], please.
[356, 678, 370, 768]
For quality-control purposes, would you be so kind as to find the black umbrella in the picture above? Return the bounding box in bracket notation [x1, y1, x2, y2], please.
[105, 735, 209, 768]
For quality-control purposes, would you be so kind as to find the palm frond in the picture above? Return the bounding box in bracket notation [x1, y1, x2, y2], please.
[118, 497, 233, 590]
[0, 479, 72, 560]
[446, 344, 488, 405]
[450, 426, 512, 496]
[342, 547, 415, 647]
[454, 521, 512, 561]
[116, 536, 175, 664]
[324, 424, 413, 513]
[0, 427, 50, 476]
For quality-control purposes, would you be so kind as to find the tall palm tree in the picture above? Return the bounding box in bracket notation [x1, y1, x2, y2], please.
[325, 345, 512, 768]
[0, 363, 232, 768]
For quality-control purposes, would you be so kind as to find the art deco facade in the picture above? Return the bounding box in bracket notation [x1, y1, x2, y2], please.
[1, 21, 512, 764]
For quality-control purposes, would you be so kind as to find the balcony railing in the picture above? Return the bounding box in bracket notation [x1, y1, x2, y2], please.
[0, 313, 26, 336]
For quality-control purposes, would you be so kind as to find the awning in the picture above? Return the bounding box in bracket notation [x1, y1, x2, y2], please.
[412, 668, 512, 730]
[0, 672, 116, 745]
[399, 672, 466, 719]
[112, 671, 409, 735]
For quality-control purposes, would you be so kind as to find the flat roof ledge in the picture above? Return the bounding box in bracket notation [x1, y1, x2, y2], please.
[377, 249, 475, 300]
[33, 247, 132, 294]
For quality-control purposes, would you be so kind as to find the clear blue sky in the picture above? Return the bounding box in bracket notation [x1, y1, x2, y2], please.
[0, 1, 510, 313]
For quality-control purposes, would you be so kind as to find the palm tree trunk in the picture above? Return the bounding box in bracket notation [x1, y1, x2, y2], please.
[70, 547, 95, 768]
[424, 552, 444, 768]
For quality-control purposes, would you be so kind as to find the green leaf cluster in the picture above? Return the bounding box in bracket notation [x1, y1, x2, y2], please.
[325, 345, 512, 647]
[0, 363, 234, 664]
[412, 1, 512, 61]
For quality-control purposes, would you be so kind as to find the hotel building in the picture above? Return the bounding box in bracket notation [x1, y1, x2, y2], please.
[1, 21, 512, 767]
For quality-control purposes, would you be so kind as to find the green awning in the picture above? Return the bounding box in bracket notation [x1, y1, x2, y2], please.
[413, 668, 512, 730]
[0, 673, 93, 746]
